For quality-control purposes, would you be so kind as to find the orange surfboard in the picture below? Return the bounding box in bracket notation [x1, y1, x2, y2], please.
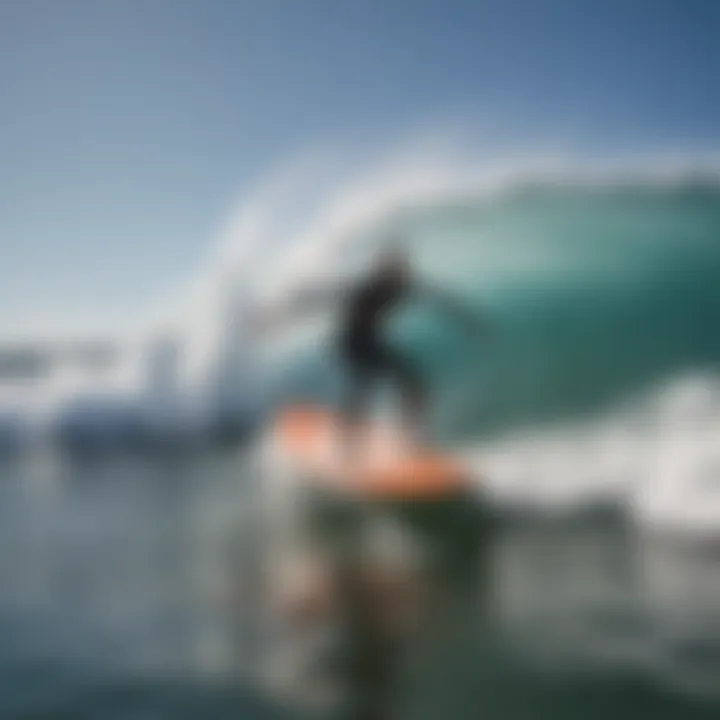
[272, 405, 469, 500]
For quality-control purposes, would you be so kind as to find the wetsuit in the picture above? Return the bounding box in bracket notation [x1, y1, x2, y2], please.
[338, 271, 425, 426]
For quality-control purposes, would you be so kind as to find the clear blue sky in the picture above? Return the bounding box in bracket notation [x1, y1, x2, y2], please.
[2, 0, 719, 333]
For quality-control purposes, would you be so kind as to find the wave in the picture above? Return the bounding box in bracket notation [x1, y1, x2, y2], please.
[2, 141, 720, 510]
[257, 160, 720, 433]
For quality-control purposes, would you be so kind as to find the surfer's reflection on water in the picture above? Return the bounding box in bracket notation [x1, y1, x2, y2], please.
[225, 481, 720, 720]
[5, 450, 720, 720]
[231, 474, 496, 720]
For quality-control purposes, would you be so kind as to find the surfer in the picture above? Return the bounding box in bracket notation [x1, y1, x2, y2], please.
[252, 241, 492, 720]
[255, 240, 487, 446]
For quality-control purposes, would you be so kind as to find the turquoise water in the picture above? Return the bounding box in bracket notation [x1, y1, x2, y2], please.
[410, 186, 720, 437]
[271, 183, 720, 437]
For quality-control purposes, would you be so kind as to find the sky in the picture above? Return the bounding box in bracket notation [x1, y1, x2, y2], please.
[2, 0, 719, 337]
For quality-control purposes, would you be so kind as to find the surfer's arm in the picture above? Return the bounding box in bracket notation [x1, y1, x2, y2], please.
[251, 283, 345, 336]
[414, 282, 492, 335]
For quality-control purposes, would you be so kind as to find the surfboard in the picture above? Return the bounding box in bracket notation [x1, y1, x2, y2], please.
[271, 405, 469, 500]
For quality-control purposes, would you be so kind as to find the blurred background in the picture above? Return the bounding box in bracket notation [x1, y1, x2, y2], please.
[2, 1, 720, 718]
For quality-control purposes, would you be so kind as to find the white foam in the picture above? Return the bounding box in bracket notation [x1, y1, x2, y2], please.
[457, 372, 720, 535]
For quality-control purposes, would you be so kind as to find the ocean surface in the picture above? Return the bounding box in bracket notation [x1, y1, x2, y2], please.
[3, 450, 720, 719]
[3, 178, 720, 718]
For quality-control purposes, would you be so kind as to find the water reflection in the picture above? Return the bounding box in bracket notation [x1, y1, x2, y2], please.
[2, 453, 720, 718]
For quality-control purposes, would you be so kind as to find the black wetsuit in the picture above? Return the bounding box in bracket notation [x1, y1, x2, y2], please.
[338, 271, 425, 423]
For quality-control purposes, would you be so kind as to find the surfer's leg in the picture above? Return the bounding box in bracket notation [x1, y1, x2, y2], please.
[379, 347, 428, 444]
[344, 365, 370, 425]
[341, 349, 376, 460]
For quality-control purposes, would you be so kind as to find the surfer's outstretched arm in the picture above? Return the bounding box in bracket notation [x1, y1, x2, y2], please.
[252, 283, 345, 336]
[414, 282, 492, 335]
